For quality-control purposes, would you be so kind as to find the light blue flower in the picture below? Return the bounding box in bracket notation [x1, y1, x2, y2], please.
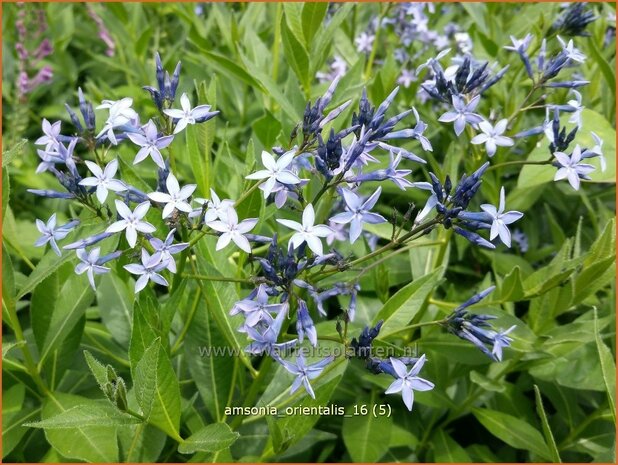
[470, 119, 514, 157]
[245, 150, 301, 198]
[207, 206, 258, 253]
[278, 354, 334, 399]
[438, 95, 483, 136]
[127, 120, 174, 169]
[492, 325, 517, 361]
[78, 159, 127, 203]
[385, 355, 434, 411]
[123, 249, 169, 293]
[149, 229, 188, 273]
[148, 172, 197, 219]
[163, 93, 218, 134]
[75, 247, 111, 290]
[330, 187, 386, 243]
[553, 145, 595, 191]
[35, 213, 79, 256]
[480, 187, 523, 247]
[106, 200, 156, 248]
[277, 204, 332, 256]
[96, 98, 138, 145]
[231, 284, 287, 328]
[35, 119, 61, 152]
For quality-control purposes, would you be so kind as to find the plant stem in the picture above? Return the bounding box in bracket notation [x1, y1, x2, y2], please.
[487, 157, 553, 171]
[363, 3, 391, 81]
[235, 181, 261, 206]
[182, 273, 253, 284]
[384, 319, 447, 337]
[353, 239, 445, 280]
[170, 287, 201, 355]
[5, 304, 48, 395]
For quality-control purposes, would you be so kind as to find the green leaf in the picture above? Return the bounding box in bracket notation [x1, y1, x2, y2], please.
[500, 266, 525, 301]
[97, 273, 133, 346]
[432, 429, 472, 462]
[3, 406, 38, 458]
[588, 36, 616, 99]
[239, 50, 301, 122]
[470, 370, 506, 393]
[186, 78, 217, 197]
[282, 3, 306, 47]
[129, 292, 160, 369]
[373, 267, 443, 338]
[31, 267, 62, 352]
[2, 168, 9, 226]
[594, 309, 616, 423]
[119, 423, 166, 463]
[2, 243, 16, 327]
[310, 3, 354, 77]
[342, 404, 392, 462]
[26, 403, 141, 428]
[16, 250, 76, 300]
[39, 278, 95, 365]
[41, 392, 119, 462]
[533, 385, 562, 462]
[473, 408, 551, 459]
[2, 139, 28, 167]
[185, 293, 235, 422]
[194, 240, 256, 375]
[187, 50, 260, 88]
[281, 14, 310, 94]
[252, 111, 282, 148]
[134, 338, 182, 440]
[462, 3, 489, 34]
[83, 350, 110, 392]
[301, 2, 328, 45]
[178, 423, 240, 454]
[573, 256, 615, 305]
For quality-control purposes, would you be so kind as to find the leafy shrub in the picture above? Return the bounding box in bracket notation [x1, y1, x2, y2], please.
[2, 2, 616, 463]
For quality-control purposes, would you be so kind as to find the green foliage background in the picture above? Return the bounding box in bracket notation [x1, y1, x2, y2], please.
[2, 2, 616, 463]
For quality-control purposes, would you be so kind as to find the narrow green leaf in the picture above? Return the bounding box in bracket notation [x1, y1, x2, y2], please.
[134, 339, 182, 440]
[238, 52, 301, 122]
[342, 404, 392, 462]
[26, 403, 141, 428]
[534, 385, 562, 462]
[500, 266, 525, 301]
[2, 243, 16, 324]
[433, 429, 472, 462]
[2, 168, 9, 227]
[280, 16, 310, 93]
[2, 139, 28, 167]
[185, 295, 234, 422]
[129, 292, 160, 369]
[194, 240, 256, 375]
[16, 250, 76, 300]
[301, 3, 328, 46]
[41, 392, 119, 462]
[83, 350, 109, 392]
[178, 423, 240, 454]
[588, 37, 616, 99]
[97, 273, 133, 346]
[282, 3, 305, 46]
[373, 267, 443, 338]
[473, 408, 551, 459]
[594, 309, 616, 423]
[39, 278, 95, 365]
